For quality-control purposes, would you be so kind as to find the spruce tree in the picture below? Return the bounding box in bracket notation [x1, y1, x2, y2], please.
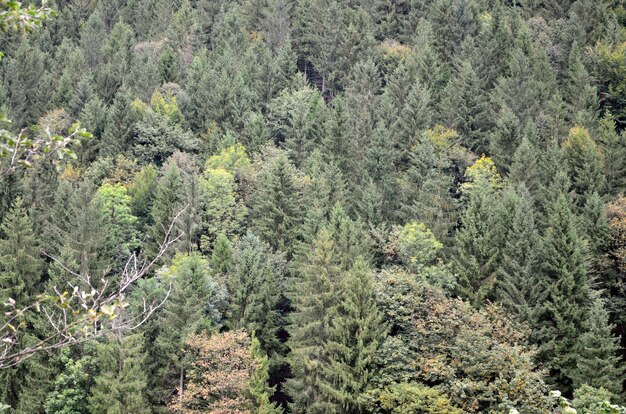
[227, 233, 284, 360]
[562, 127, 606, 207]
[454, 157, 504, 307]
[286, 228, 343, 413]
[88, 333, 151, 414]
[571, 297, 624, 395]
[323, 258, 388, 413]
[210, 233, 233, 278]
[495, 185, 542, 324]
[251, 153, 303, 258]
[0, 198, 42, 307]
[44, 354, 90, 414]
[597, 113, 626, 196]
[536, 193, 592, 394]
[149, 162, 183, 257]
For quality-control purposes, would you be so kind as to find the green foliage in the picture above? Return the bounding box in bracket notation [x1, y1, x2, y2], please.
[44, 354, 90, 414]
[88, 333, 150, 414]
[536, 194, 592, 394]
[368, 382, 462, 414]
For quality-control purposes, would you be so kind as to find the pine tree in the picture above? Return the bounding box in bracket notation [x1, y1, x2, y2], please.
[536, 193, 592, 394]
[571, 297, 624, 395]
[323, 258, 387, 413]
[88, 333, 151, 414]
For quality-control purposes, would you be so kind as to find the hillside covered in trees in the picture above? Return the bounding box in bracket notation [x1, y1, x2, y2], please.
[2, 0, 626, 412]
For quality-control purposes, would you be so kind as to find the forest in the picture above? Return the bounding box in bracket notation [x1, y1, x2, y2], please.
[1, 0, 626, 413]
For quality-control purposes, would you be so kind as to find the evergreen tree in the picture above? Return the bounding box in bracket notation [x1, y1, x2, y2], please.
[4, 41, 50, 127]
[251, 153, 303, 257]
[597, 113, 626, 196]
[210, 233, 233, 279]
[440, 60, 488, 152]
[454, 156, 505, 307]
[496, 185, 542, 324]
[323, 258, 387, 413]
[536, 193, 592, 394]
[44, 354, 90, 414]
[149, 162, 183, 257]
[562, 127, 606, 207]
[286, 228, 343, 413]
[268, 78, 327, 168]
[88, 333, 151, 414]
[571, 297, 624, 395]
[227, 233, 284, 360]
[149, 252, 223, 407]
[0, 198, 42, 307]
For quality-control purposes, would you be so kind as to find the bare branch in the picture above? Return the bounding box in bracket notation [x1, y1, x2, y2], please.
[0, 208, 185, 368]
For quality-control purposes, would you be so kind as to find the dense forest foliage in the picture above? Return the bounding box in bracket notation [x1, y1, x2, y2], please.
[2, 0, 626, 412]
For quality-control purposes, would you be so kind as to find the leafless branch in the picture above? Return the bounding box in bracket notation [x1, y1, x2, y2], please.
[0, 208, 185, 368]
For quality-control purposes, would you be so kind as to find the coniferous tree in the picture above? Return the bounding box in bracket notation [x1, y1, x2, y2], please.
[251, 153, 303, 257]
[44, 354, 90, 414]
[571, 297, 623, 395]
[323, 258, 388, 413]
[149, 252, 223, 408]
[598, 113, 626, 196]
[496, 185, 542, 324]
[286, 228, 343, 413]
[536, 193, 592, 394]
[89, 333, 151, 414]
[454, 156, 505, 307]
[149, 162, 183, 257]
[227, 233, 284, 361]
[0, 198, 42, 308]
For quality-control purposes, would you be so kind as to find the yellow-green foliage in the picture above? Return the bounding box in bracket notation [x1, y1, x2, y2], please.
[397, 221, 442, 266]
[204, 144, 251, 174]
[376, 383, 462, 414]
[422, 125, 459, 150]
[462, 154, 503, 192]
[563, 127, 599, 159]
[149, 91, 184, 125]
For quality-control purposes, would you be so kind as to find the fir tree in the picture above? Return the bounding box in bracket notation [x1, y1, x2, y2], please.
[323, 258, 388, 413]
[88, 333, 151, 414]
[536, 193, 592, 394]
[286, 228, 343, 413]
[251, 153, 303, 258]
[571, 297, 624, 395]
[0, 198, 42, 307]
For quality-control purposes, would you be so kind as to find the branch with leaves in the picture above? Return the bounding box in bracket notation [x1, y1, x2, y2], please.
[0, 208, 186, 369]
[0, 118, 92, 177]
